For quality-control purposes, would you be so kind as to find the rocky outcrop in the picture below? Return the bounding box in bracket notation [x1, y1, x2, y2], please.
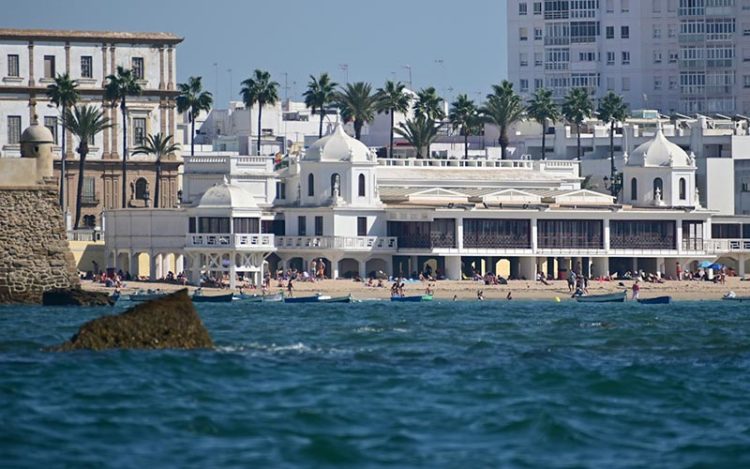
[0, 186, 79, 304]
[42, 288, 114, 306]
[54, 289, 213, 351]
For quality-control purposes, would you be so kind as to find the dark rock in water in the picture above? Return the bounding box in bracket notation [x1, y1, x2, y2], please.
[42, 288, 114, 307]
[53, 289, 213, 351]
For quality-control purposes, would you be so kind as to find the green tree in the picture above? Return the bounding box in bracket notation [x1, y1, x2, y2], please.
[597, 91, 628, 195]
[562, 87, 593, 161]
[46, 72, 80, 207]
[449, 94, 481, 159]
[176, 76, 213, 156]
[375, 80, 411, 158]
[413, 86, 444, 121]
[62, 105, 111, 229]
[335, 82, 378, 140]
[394, 115, 441, 159]
[303, 73, 338, 138]
[482, 80, 525, 159]
[240, 69, 280, 154]
[132, 133, 180, 208]
[526, 87, 559, 160]
[104, 65, 142, 207]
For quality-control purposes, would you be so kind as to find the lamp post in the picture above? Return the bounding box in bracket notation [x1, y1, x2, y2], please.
[402, 65, 412, 89]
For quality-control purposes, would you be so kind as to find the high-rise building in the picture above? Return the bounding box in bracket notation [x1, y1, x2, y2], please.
[507, 0, 747, 115]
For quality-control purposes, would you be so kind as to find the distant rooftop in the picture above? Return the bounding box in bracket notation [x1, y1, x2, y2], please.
[0, 28, 183, 44]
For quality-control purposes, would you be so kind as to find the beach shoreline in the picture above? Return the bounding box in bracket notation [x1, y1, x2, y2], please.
[80, 277, 748, 302]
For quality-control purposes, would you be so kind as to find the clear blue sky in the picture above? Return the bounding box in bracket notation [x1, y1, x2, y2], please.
[4, 0, 508, 106]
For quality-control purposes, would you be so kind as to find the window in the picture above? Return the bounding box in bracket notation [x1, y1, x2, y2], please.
[308, 173, 315, 196]
[330, 173, 339, 196]
[631, 178, 638, 200]
[653, 26, 661, 38]
[357, 217, 367, 236]
[314, 216, 323, 236]
[622, 77, 630, 91]
[606, 26, 615, 39]
[537, 220, 603, 249]
[607, 77, 615, 90]
[80, 56, 92, 78]
[535, 78, 544, 90]
[653, 0, 662, 13]
[534, 28, 543, 40]
[198, 217, 230, 233]
[132, 57, 144, 80]
[82, 215, 96, 228]
[533, 1, 542, 14]
[519, 2, 528, 14]
[189, 217, 196, 233]
[534, 52, 543, 66]
[275, 181, 286, 199]
[463, 219, 531, 248]
[607, 51, 615, 65]
[520, 79, 529, 92]
[654, 78, 662, 90]
[233, 218, 260, 233]
[7, 116, 21, 144]
[133, 117, 146, 146]
[745, 75, 750, 88]
[358, 174, 366, 196]
[622, 51, 630, 65]
[520, 53, 529, 67]
[519, 27, 528, 41]
[610, 221, 676, 249]
[44, 116, 57, 144]
[679, 177, 687, 200]
[7, 54, 19, 77]
[621, 26, 629, 38]
[653, 177, 663, 198]
[82, 177, 96, 203]
[43, 55, 55, 78]
[135, 178, 148, 200]
[297, 216, 306, 236]
[654, 51, 663, 64]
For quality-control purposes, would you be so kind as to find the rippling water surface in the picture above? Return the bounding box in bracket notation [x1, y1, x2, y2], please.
[2, 300, 750, 468]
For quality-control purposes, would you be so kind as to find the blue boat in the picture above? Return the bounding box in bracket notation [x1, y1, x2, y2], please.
[284, 294, 331, 304]
[192, 292, 234, 303]
[637, 296, 672, 305]
[391, 295, 433, 302]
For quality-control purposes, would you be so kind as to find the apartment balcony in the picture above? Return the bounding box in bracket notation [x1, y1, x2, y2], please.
[276, 236, 398, 252]
[186, 233, 275, 250]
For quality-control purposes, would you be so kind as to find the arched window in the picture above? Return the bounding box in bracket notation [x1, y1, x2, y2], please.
[679, 177, 687, 200]
[330, 173, 340, 196]
[135, 178, 149, 200]
[358, 174, 366, 197]
[630, 178, 638, 200]
[653, 177, 663, 198]
[307, 173, 314, 197]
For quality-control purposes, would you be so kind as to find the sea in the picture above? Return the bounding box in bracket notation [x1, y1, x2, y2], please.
[1, 300, 750, 468]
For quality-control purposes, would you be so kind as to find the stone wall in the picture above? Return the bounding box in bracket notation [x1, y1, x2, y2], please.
[0, 185, 80, 303]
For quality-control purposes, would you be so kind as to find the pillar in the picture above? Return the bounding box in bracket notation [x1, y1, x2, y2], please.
[445, 256, 461, 280]
[109, 45, 119, 160]
[162, 254, 172, 277]
[176, 254, 185, 274]
[739, 254, 746, 277]
[656, 257, 665, 278]
[27, 41, 34, 87]
[455, 218, 464, 250]
[159, 46, 165, 90]
[358, 259, 367, 279]
[603, 218, 611, 251]
[519, 257, 537, 280]
[188, 254, 200, 285]
[631, 258, 638, 274]
[149, 252, 158, 280]
[130, 253, 139, 278]
[229, 264, 237, 290]
[531, 218, 538, 252]
[167, 46, 175, 90]
[591, 257, 609, 279]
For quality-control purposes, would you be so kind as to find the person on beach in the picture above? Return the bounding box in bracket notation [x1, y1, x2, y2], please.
[676, 262, 682, 281]
[567, 270, 577, 292]
[477, 290, 484, 301]
[287, 278, 294, 297]
[632, 279, 640, 300]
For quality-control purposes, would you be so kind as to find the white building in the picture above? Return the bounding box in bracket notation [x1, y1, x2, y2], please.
[104, 124, 750, 285]
[507, 0, 748, 115]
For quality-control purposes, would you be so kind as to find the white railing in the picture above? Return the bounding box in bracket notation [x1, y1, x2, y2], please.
[67, 229, 102, 241]
[700, 239, 750, 254]
[377, 158, 534, 169]
[276, 236, 398, 251]
[186, 233, 275, 249]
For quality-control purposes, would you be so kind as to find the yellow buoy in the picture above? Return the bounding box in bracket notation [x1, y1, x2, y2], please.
[555, 297, 561, 303]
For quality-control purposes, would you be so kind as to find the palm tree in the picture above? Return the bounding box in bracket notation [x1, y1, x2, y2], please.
[303, 73, 338, 138]
[482, 80, 525, 159]
[449, 94, 481, 159]
[104, 65, 142, 208]
[526, 87, 559, 160]
[597, 91, 628, 195]
[176, 76, 213, 156]
[375, 80, 411, 158]
[335, 82, 378, 140]
[414, 87, 445, 120]
[46, 73, 80, 208]
[132, 133, 180, 208]
[62, 105, 111, 230]
[240, 69, 280, 155]
[394, 115, 441, 159]
[562, 87, 594, 161]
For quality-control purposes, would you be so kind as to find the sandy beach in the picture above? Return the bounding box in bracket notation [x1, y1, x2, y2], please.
[81, 276, 750, 302]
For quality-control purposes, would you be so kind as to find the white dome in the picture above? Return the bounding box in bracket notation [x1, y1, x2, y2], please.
[304, 124, 373, 162]
[628, 128, 691, 167]
[198, 181, 257, 209]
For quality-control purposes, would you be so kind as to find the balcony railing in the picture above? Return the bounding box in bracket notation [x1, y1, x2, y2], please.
[378, 158, 534, 169]
[276, 236, 398, 251]
[186, 233, 275, 249]
[698, 239, 750, 254]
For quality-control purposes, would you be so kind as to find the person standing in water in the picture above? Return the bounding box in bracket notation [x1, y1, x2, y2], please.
[631, 279, 640, 300]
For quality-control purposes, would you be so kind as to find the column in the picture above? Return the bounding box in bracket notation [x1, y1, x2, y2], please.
[176, 254, 185, 274]
[631, 258, 638, 273]
[519, 257, 536, 280]
[676, 221, 684, 253]
[28, 96, 37, 124]
[159, 46, 165, 90]
[591, 257, 609, 279]
[160, 98, 167, 135]
[603, 218, 611, 251]
[102, 100, 110, 158]
[101, 44, 108, 87]
[109, 45, 119, 159]
[531, 218, 538, 253]
[445, 256, 461, 280]
[27, 41, 34, 87]
[229, 264, 237, 290]
[188, 254, 200, 285]
[130, 253, 139, 278]
[739, 254, 746, 277]
[656, 257, 665, 278]
[358, 259, 367, 279]
[64, 42, 70, 73]
[169, 100, 176, 138]
[162, 254, 172, 277]
[149, 252, 157, 280]
[167, 46, 174, 90]
[455, 217, 464, 250]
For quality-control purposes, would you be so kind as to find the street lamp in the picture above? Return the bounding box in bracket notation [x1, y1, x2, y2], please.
[603, 173, 623, 198]
[402, 65, 413, 89]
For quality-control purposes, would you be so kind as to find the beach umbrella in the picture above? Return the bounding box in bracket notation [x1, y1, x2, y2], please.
[709, 263, 725, 270]
[698, 260, 713, 268]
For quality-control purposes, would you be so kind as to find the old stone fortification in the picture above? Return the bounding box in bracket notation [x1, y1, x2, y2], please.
[0, 185, 80, 303]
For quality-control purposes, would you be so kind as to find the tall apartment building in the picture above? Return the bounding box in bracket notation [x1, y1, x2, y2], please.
[0, 29, 184, 228]
[508, 0, 749, 115]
